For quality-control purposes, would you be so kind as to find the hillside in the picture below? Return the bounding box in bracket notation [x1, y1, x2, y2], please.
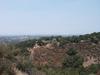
[0, 32, 100, 75]
[16, 32, 100, 67]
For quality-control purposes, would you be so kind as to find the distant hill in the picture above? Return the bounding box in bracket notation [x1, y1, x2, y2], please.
[0, 35, 41, 44]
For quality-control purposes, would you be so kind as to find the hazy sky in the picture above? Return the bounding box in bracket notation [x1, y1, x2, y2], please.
[0, 0, 100, 35]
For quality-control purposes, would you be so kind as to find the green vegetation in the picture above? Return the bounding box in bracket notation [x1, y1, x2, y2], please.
[0, 32, 100, 75]
[63, 48, 83, 69]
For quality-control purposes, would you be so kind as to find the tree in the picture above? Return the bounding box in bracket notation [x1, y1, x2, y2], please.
[62, 48, 84, 75]
[63, 48, 84, 69]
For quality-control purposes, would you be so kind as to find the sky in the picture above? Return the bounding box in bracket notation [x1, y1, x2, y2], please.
[0, 0, 100, 36]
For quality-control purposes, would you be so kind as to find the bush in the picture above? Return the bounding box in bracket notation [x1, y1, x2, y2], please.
[63, 48, 84, 69]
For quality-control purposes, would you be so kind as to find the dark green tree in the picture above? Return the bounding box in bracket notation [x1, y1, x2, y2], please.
[63, 48, 84, 69]
[63, 48, 84, 75]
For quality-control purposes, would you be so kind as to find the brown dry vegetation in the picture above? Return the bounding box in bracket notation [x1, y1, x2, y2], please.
[27, 41, 100, 68]
[0, 32, 100, 75]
